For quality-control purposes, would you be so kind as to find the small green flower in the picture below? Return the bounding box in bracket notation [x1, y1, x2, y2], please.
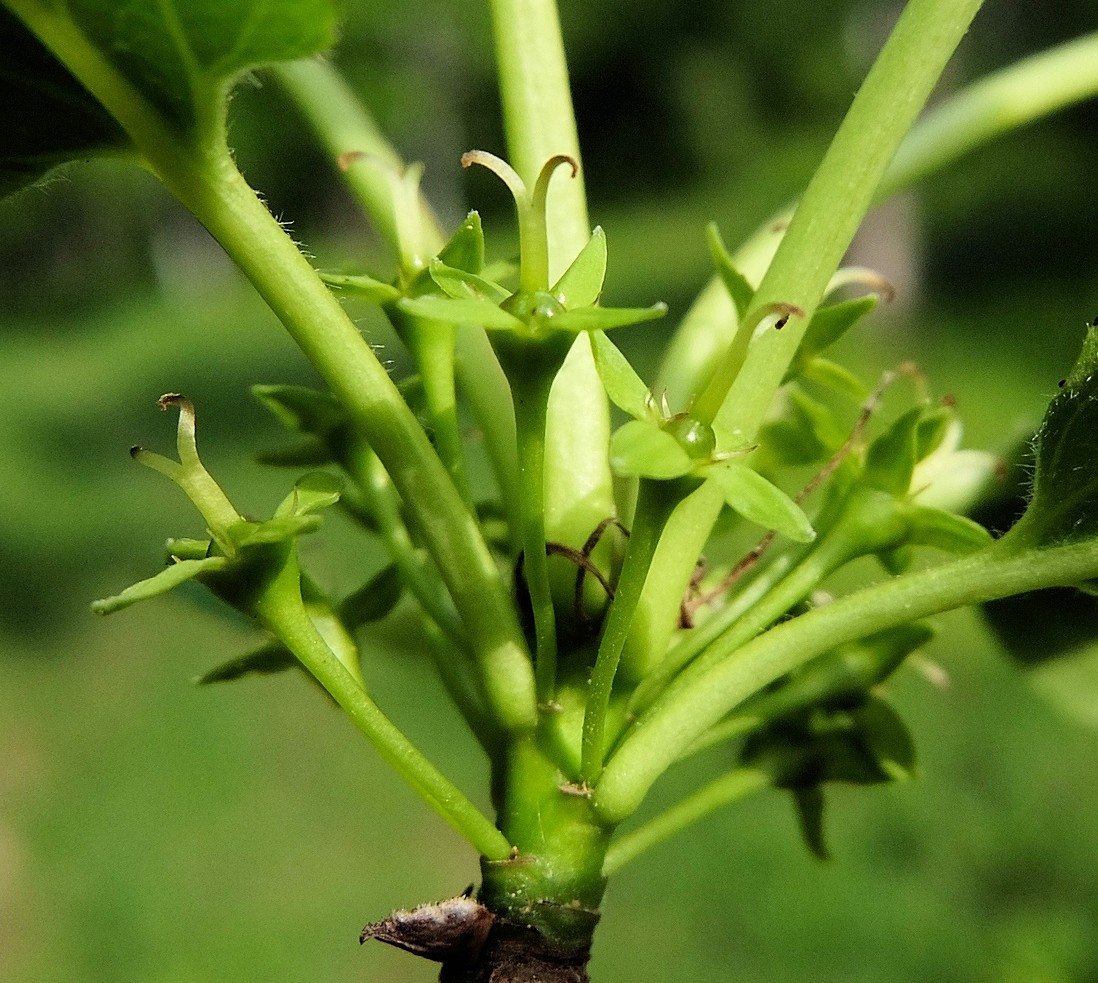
[590, 331, 816, 544]
[396, 152, 667, 347]
[92, 395, 342, 626]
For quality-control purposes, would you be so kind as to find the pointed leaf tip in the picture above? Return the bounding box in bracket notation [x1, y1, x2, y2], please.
[552, 226, 607, 309]
[91, 556, 229, 615]
[710, 463, 815, 542]
[590, 331, 651, 420]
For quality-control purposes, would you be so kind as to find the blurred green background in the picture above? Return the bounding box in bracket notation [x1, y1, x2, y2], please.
[2, 0, 1097, 980]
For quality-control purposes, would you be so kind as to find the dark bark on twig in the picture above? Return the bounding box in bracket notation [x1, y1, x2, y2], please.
[362, 894, 595, 983]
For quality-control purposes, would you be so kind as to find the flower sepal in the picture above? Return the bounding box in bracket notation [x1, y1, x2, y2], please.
[92, 397, 342, 623]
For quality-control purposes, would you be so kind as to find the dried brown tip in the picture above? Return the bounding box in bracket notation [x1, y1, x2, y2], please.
[544, 153, 579, 179]
[157, 393, 183, 411]
[360, 895, 493, 962]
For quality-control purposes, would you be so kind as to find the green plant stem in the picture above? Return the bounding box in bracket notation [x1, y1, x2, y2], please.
[274, 62, 472, 502]
[594, 536, 1098, 825]
[489, 0, 628, 628]
[602, 767, 770, 875]
[11, 0, 538, 731]
[660, 20, 1098, 418]
[512, 362, 560, 701]
[163, 158, 539, 734]
[456, 325, 523, 546]
[346, 442, 466, 647]
[483, 736, 609, 948]
[621, 480, 726, 678]
[255, 555, 512, 860]
[400, 316, 472, 503]
[696, 0, 986, 436]
[489, 0, 588, 276]
[489, 0, 621, 606]
[635, 0, 991, 694]
[657, 543, 803, 696]
[273, 56, 524, 545]
[629, 531, 842, 717]
[881, 29, 1098, 198]
[581, 479, 684, 782]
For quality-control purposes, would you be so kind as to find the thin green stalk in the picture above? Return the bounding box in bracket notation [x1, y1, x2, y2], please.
[594, 536, 1098, 825]
[346, 442, 466, 647]
[668, 542, 803, 684]
[274, 59, 519, 522]
[456, 325, 523, 547]
[274, 62, 472, 502]
[489, 0, 620, 603]
[620, 480, 726, 680]
[602, 767, 770, 876]
[628, 533, 820, 717]
[634, 0, 991, 697]
[512, 365, 560, 701]
[6, 0, 538, 732]
[255, 558, 513, 860]
[881, 29, 1098, 198]
[697, 0, 986, 437]
[489, 0, 588, 275]
[581, 479, 683, 782]
[165, 160, 539, 734]
[660, 30, 1098, 413]
[401, 318, 472, 503]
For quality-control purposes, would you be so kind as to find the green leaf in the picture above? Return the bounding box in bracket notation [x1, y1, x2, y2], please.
[793, 785, 829, 860]
[1014, 325, 1098, 546]
[338, 564, 404, 628]
[0, 6, 129, 194]
[609, 420, 694, 479]
[551, 226, 607, 309]
[437, 211, 485, 274]
[320, 272, 402, 305]
[548, 302, 667, 334]
[853, 696, 917, 782]
[227, 515, 320, 549]
[748, 694, 916, 862]
[91, 555, 229, 614]
[983, 580, 1098, 670]
[275, 471, 341, 518]
[7, 0, 340, 145]
[252, 384, 346, 439]
[590, 331, 651, 421]
[164, 537, 213, 561]
[708, 463, 815, 542]
[397, 295, 524, 331]
[428, 260, 511, 304]
[197, 641, 297, 684]
[785, 296, 878, 381]
[862, 406, 922, 495]
[256, 437, 333, 468]
[799, 358, 870, 402]
[759, 388, 847, 467]
[914, 406, 954, 460]
[706, 223, 754, 319]
[905, 504, 993, 553]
